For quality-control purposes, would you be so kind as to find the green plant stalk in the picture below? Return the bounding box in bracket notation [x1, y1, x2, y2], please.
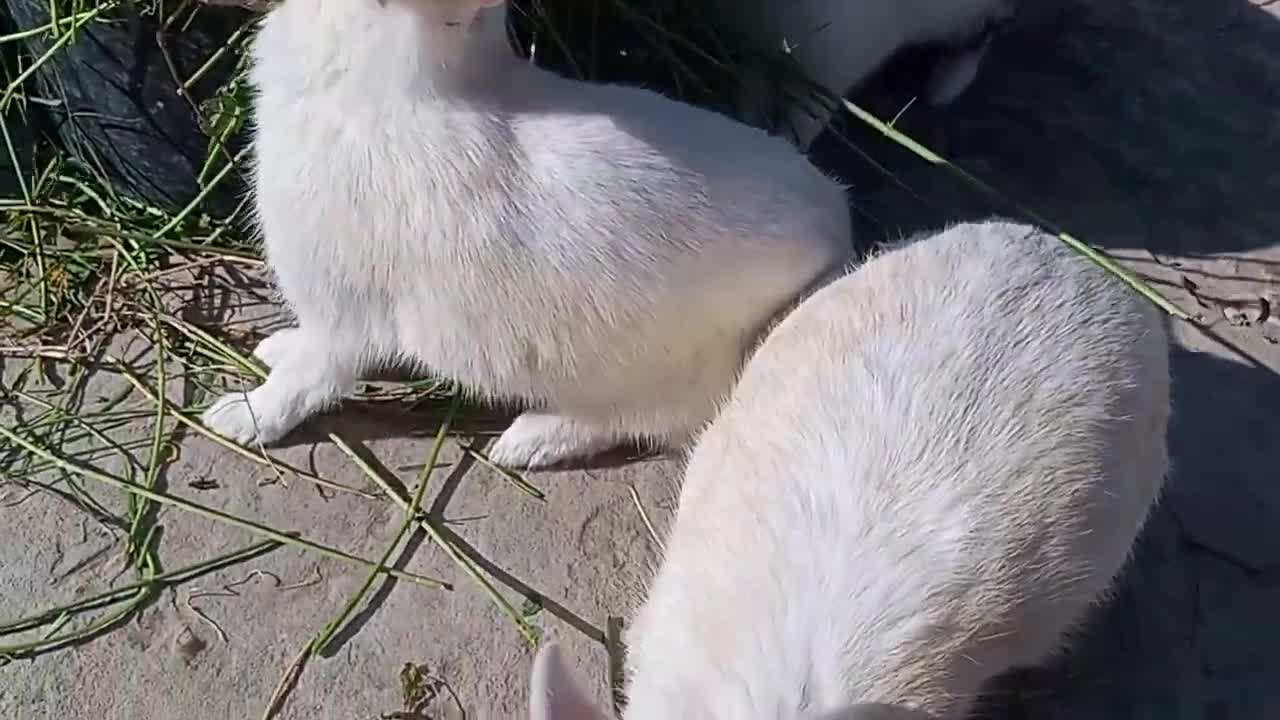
[606, 616, 627, 716]
[5, 340, 137, 522]
[0, 542, 156, 661]
[182, 24, 250, 91]
[0, 3, 118, 110]
[150, 145, 250, 240]
[0, 424, 450, 590]
[838, 99, 1190, 320]
[166, 312, 541, 644]
[259, 644, 312, 720]
[0, 540, 280, 637]
[6, 387, 150, 492]
[464, 445, 546, 501]
[0, 9, 101, 45]
[125, 327, 169, 566]
[309, 392, 463, 655]
[115, 364, 377, 499]
[14, 346, 375, 498]
[330, 432, 541, 647]
[0, 204, 263, 259]
[260, 394, 462, 719]
[158, 313, 264, 378]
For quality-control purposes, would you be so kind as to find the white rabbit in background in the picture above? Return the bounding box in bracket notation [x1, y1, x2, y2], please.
[528, 220, 1171, 719]
[201, 0, 852, 468]
[702, 0, 1019, 148]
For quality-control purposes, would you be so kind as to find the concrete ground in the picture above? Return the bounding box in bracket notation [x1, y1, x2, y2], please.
[2, 0, 1278, 717]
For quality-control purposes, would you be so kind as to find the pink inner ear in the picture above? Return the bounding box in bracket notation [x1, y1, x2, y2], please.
[551, 695, 609, 720]
[531, 643, 611, 720]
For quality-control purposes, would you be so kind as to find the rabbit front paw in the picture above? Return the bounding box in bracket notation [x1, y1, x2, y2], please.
[202, 389, 300, 446]
[488, 412, 623, 470]
[202, 326, 360, 447]
[252, 326, 306, 369]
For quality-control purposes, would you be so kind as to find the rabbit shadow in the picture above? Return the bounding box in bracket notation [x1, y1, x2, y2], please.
[808, 0, 1280, 259]
[287, 398, 665, 471]
[250, 365, 667, 471]
[972, 346, 1280, 719]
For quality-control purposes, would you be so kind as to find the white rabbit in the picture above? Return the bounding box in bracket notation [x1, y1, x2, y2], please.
[201, 0, 852, 468]
[528, 220, 1171, 719]
[702, 0, 1018, 148]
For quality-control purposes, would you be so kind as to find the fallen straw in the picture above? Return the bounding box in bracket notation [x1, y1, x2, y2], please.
[838, 98, 1190, 321]
[15, 346, 377, 499]
[0, 540, 280, 638]
[329, 431, 541, 647]
[0, 424, 451, 590]
[309, 392, 463, 655]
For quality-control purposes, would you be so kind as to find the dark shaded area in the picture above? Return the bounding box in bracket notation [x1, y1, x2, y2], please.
[3, 0, 250, 215]
[976, 348, 1280, 719]
[0, 8, 37, 200]
[507, 0, 743, 116]
[811, 0, 1280, 259]
[804, 3, 1280, 713]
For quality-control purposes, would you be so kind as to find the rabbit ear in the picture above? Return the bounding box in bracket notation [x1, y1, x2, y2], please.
[529, 643, 611, 720]
[809, 703, 935, 720]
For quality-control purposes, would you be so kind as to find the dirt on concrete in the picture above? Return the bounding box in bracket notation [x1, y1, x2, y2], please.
[2, 0, 1279, 717]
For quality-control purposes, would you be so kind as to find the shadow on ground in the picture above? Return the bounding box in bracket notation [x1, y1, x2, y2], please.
[812, 0, 1280, 260]
[805, 1, 1280, 715]
[972, 348, 1280, 719]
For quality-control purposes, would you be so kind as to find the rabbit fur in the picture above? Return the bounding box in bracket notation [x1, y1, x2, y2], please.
[201, 0, 852, 468]
[528, 220, 1171, 719]
[703, 0, 1018, 148]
